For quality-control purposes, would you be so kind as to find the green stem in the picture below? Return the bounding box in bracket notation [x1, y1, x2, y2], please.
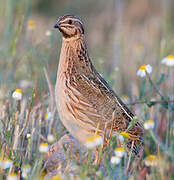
[147, 73, 167, 101]
[150, 130, 173, 158]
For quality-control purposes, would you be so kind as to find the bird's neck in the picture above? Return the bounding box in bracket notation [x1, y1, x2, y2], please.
[58, 35, 93, 74]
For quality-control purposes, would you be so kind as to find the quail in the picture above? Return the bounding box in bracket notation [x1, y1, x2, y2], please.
[54, 15, 144, 155]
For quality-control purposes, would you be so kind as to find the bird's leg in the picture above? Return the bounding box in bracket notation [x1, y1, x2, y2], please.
[93, 148, 100, 165]
[128, 146, 144, 175]
[125, 141, 134, 175]
[116, 136, 122, 147]
[106, 122, 113, 146]
[103, 123, 108, 146]
[106, 110, 115, 146]
[94, 123, 114, 166]
[92, 124, 108, 166]
[84, 151, 89, 164]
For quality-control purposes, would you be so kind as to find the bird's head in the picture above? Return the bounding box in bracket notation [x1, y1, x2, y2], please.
[54, 15, 84, 39]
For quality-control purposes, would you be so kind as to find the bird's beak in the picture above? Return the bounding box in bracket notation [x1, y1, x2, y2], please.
[54, 23, 59, 29]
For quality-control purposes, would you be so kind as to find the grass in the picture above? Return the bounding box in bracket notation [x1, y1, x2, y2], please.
[0, 0, 174, 179]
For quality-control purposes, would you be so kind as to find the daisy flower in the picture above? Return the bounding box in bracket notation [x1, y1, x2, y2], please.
[19, 80, 32, 89]
[144, 120, 155, 130]
[137, 64, 152, 78]
[27, 133, 31, 139]
[7, 173, 18, 180]
[85, 135, 103, 149]
[121, 94, 130, 104]
[28, 20, 35, 30]
[51, 174, 62, 180]
[47, 134, 55, 143]
[39, 142, 49, 153]
[119, 131, 130, 143]
[45, 30, 52, 36]
[12, 89, 22, 100]
[161, 55, 174, 66]
[114, 147, 126, 158]
[22, 164, 31, 178]
[110, 156, 121, 165]
[144, 155, 158, 167]
[45, 112, 52, 121]
[2, 158, 13, 169]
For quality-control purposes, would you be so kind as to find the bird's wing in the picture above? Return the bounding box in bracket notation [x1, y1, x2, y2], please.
[65, 64, 142, 134]
[65, 63, 144, 155]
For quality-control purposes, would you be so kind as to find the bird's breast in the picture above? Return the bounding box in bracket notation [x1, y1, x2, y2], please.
[55, 60, 98, 144]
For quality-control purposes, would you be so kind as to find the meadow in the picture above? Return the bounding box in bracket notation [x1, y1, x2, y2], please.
[0, 0, 174, 179]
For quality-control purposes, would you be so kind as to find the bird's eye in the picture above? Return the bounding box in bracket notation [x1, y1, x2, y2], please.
[68, 20, 72, 24]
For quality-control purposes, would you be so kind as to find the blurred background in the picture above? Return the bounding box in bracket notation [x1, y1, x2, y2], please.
[0, 0, 174, 102]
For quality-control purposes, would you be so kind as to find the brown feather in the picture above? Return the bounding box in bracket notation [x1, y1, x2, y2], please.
[55, 15, 144, 155]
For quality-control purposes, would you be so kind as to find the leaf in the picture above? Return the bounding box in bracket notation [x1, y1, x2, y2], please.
[1, 119, 5, 127]
[126, 116, 138, 131]
[146, 100, 157, 107]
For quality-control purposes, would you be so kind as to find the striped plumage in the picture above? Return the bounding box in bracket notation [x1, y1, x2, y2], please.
[54, 15, 144, 155]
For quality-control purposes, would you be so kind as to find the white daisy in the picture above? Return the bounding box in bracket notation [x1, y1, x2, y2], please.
[51, 174, 62, 180]
[22, 164, 31, 178]
[12, 89, 22, 100]
[110, 156, 121, 165]
[114, 147, 126, 158]
[137, 64, 152, 78]
[2, 159, 13, 169]
[118, 132, 130, 143]
[144, 120, 155, 130]
[144, 155, 158, 167]
[161, 55, 174, 66]
[19, 80, 32, 89]
[47, 134, 55, 143]
[39, 142, 49, 153]
[121, 94, 130, 104]
[85, 135, 103, 149]
[7, 173, 18, 180]
[28, 20, 35, 30]
[26, 133, 31, 139]
[45, 30, 52, 36]
[45, 112, 52, 121]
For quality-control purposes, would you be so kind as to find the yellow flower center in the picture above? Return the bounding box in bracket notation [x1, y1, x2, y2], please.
[4, 158, 12, 162]
[167, 55, 174, 59]
[28, 20, 35, 28]
[22, 164, 30, 169]
[122, 95, 129, 99]
[45, 112, 48, 119]
[51, 175, 61, 180]
[86, 135, 101, 142]
[120, 131, 130, 138]
[40, 143, 48, 147]
[15, 89, 22, 94]
[8, 173, 17, 177]
[115, 147, 125, 152]
[140, 65, 146, 70]
[145, 155, 158, 161]
[146, 120, 153, 124]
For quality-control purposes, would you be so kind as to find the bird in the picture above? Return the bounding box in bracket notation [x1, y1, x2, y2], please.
[54, 14, 144, 155]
